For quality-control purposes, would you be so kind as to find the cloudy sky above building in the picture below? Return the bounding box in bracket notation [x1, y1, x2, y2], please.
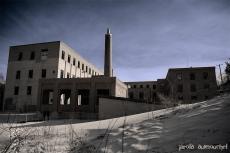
[0, 0, 230, 81]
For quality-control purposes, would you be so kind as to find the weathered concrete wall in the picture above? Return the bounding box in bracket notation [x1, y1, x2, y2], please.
[166, 67, 217, 103]
[99, 97, 165, 119]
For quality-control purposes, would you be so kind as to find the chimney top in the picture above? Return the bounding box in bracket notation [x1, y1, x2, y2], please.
[107, 28, 110, 34]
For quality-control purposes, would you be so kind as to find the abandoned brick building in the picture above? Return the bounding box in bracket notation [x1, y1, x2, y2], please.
[3, 29, 218, 119]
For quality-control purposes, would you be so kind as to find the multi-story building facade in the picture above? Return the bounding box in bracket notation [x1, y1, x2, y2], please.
[166, 67, 217, 103]
[126, 67, 217, 104]
[4, 41, 102, 112]
[125, 81, 160, 104]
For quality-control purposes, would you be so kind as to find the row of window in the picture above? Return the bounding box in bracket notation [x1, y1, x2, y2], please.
[61, 50, 99, 75]
[17, 51, 35, 61]
[14, 86, 32, 95]
[177, 72, 209, 81]
[16, 69, 47, 80]
[129, 92, 157, 100]
[177, 95, 209, 101]
[177, 84, 210, 93]
[17, 49, 48, 61]
[130, 84, 157, 89]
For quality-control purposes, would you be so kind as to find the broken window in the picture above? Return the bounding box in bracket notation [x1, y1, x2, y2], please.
[177, 73, 182, 80]
[41, 49, 48, 60]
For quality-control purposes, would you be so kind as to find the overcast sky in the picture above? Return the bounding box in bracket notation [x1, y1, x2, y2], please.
[0, 0, 230, 81]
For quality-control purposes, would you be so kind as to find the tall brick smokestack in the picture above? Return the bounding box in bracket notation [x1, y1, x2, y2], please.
[104, 28, 112, 77]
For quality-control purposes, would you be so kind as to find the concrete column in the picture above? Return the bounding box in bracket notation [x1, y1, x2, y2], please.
[71, 81, 77, 111]
[104, 28, 112, 77]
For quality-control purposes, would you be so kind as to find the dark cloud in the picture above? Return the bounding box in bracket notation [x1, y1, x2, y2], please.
[0, 0, 230, 81]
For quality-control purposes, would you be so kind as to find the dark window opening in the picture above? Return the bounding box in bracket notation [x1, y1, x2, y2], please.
[92, 70, 94, 75]
[68, 55, 71, 63]
[18, 52, 23, 61]
[190, 73, 196, 80]
[178, 95, 183, 100]
[190, 84, 196, 92]
[82, 64, 84, 70]
[129, 92, 134, 99]
[139, 92, 144, 99]
[133, 85, 136, 88]
[60, 70, 64, 78]
[30, 51, 35, 60]
[27, 86, 32, 95]
[73, 58, 76, 65]
[61, 51, 65, 60]
[42, 89, 54, 104]
[177, 84, 183, 93]
[78, 89, 90, 105]
[78, 61, 80, 68]
[89, 68, 91, 74]
[16, 71, 20, 79]
[86, 66, 88, 72]
[146, 85, 149, 88]
[140, 85, 143, 88]
[67, 73, 70, 78]
[191, 96, 197, 100]
[14, 86, 19, 95]
[153, 85, 156, 89]
[28, 70, 33, 79]
[42, 69, 46, 78]
[203, 72, 209, 80]
[177, 73, 182, 80]
[41, 49, 48, 60]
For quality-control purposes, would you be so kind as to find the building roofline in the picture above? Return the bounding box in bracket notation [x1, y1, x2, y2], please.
[10, 41, 61, 48]
[124, 81, 156, 84]
[168, 66, 215, 71]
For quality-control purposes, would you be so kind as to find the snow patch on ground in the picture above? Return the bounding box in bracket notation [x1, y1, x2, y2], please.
[0, 94, 230, 153]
